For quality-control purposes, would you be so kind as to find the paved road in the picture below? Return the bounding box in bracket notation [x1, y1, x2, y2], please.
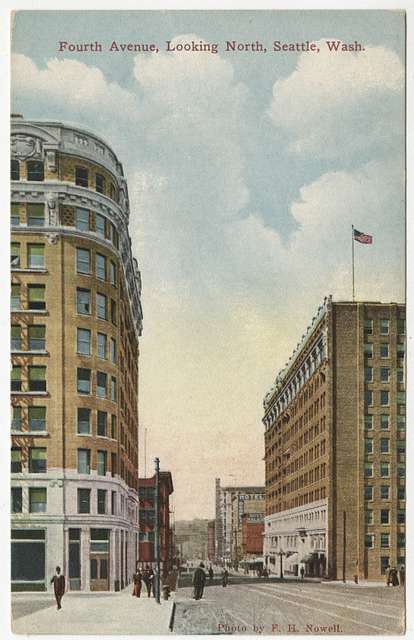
[173, 578, 405, 635]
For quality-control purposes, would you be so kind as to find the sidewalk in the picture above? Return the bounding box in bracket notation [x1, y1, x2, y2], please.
[12, 587, 174, 635]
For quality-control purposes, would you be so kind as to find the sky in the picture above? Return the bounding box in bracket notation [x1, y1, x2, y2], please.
[10, 10, 405, 520]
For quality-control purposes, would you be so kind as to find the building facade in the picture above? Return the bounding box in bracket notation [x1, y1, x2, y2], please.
[207, 520, 215, 562]
[214, 479, 265, 565]
[263, 297, 405, 581]
[175, 518, 210, 563]
[138, 472, 174, 575]
[10, 115, 143, 592]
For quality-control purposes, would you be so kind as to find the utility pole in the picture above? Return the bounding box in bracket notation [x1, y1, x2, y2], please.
[342, 511, 346, 583]
[154, 457, 161, 603]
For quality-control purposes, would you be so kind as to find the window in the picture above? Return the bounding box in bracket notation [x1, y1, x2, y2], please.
[11, 284, 21, 310]
[77, 488, 91, 514]
[111, 452, 117, 476]
[380, 415, 389, 430]
[28, 284, 46, 310]
[364, 343, 373, 358]
[28, 325, 46, 350]
[97, 372, 107, 398]
[95, 254, 106, 281]
[11, 159, 20, 180]
[380, 485, 390, 500]
[77, 368, 91, 394]
[380, 463, 390, 477]
[111, 299, 117, 324]
[397, 319, 405, 335]
[110, 183, 117, 201]
[96, 293, 106, 320]
[365, 510, 373, 524]
[380, 533, 390, 548]
[110, 377, 116, 402]
[397, 344, 405, 359]
[28, 406, 46, 431]
[364, 367, 373, 383]
[364, 486, 373, 501]
[75, 166, 88, 187]
[28, 244, 45, 269]
[379, 319, 389, 335]
[11, 448, 22, 473]
[380, 391, 389, 406]
[397, 466, 405, 478]
[29, 447, 47, 473]
[11, 487, 22, 513]
[29, 488, 47, 513]
[380, 557, 389, 575]
[28, 366, 46, 392]
[110, 338, 116, 363]
[97, 450, 106, 476]
[27, 160, 44, 181]
[11, 325, 21, 350]
[397, 533, 405, 548]
[97, 411, 107, 437]
[109, 261, 117, 286]
[77, 328, 91, 356]
[95, 214, 105, 238]
[11, 203, 20, 225]
[111, 415, 116, 439]
[397, 440, 405, 456]
[77, 408, 91, 434]
[365, 534, 373, 548]
[364, 391, 373, 407]
[380, 509, 390, 524]
[97, 333, 106, 359]
[75, 208, 89, 231]
[380, 368, 390, 383]
[397, 415, 405, 430]
[364, 319, 373, 335]
[12, 406, 21, 431]
[76, 248, 90, 274]
[380, 438, 390, 454]
[398, 487, 405, 500]
[364, 463, 373, 477]
[397, 368, 404, 383]
[11, 366, 22, 391]
[11, 242, 20, 267]
[364, 439, 373, 455]
[397, 509, 405, 524]
[77, 449, 91, 474]
[111, 491, 116, 515]
[27, 204, 45, 226]
[97, 489, 107, 514]
[76, 288, 91, 314]
[397, 391, 405, 405]
[380, 344, 389, 358]
[95, 174, 105, 194]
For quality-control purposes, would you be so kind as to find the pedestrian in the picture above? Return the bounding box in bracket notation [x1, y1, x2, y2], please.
[193, 562, 206, 600]
[300, 566, 305, 580]
[399, 565, 405, 587]
[208, 565, 214, 582]
[143, 566, 153, 597]
[50, 566, 65, 610]
[385, 566, 391, 586]
[222, 568, 229, 588]
[391, 567, 399, 587]
[132, 569, 142, 597]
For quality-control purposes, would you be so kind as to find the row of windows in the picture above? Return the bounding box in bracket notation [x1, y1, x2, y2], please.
[364, 508, 405, 525]
[77, 328, 117, 361]
[364, 390, 405, 407]
[11, 242, 44, 269]
[364, 438, 405, 455]
[11, 365, 46, 392]
[364, 414, 405, 430]
[364, 318, 405, 335]
[11, 161, 119, 203]
[364, 367, 404, 383]
[364, 462, 405, 477]
[11, 406, 117, 438]
[11, 283, 45, 311]
[11, 447, 112, 476]
[365, 533, 405, 548]
[364, 343, 405, 359]
[364, 485, 405, 501]
[11, 365, 117, 400]
[11, 325, 45, 351]
[76, 247, 117, 284]
[11, 486, 119, 516]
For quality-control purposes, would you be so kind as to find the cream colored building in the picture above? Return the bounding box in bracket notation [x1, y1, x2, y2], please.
[10, 115, 143, 591]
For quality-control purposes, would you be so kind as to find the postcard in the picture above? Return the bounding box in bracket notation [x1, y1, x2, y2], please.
[8, 8, 406, 636]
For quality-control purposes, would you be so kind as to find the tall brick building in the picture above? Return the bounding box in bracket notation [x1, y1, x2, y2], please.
[138, 472, 174, 574]
[263, 297, 405, 581]
[10, 115, 143, 591]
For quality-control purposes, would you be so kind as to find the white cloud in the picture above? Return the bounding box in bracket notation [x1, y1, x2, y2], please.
[269, 43, 404, 159]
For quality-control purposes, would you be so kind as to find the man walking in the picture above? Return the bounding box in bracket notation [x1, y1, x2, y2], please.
[193, 562, 206, 600]
[132, 568, 142, 597]
[50, 566, 65, 610]
[222, 568, 229, 588]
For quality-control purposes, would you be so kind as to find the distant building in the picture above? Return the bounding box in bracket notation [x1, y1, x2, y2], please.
[175, 519, 209, 562]
[241, 513, 264, 556]
[207, 520, 215, 561]
[263, 297, 406, 581]
[138, 472, 174, 574]
[214, 479, 265, 565]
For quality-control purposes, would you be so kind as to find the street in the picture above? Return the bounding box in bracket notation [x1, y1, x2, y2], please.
[173, 576, 405, 635]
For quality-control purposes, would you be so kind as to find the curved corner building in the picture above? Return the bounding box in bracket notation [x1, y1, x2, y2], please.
[10, 115, 143, 592]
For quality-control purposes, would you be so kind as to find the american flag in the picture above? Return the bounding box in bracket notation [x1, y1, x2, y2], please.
[353, 228, 373, 244]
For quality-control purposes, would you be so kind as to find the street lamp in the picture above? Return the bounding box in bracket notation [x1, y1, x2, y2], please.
[277, 549, 285, 579]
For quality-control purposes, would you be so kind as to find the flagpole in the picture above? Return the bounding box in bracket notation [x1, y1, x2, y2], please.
[352, 225, 355, 302]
